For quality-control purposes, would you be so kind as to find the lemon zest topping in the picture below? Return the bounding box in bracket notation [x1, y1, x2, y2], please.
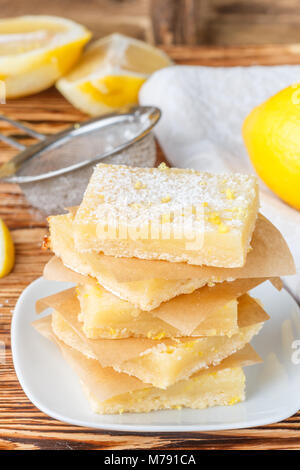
[134, 181, 146, 190]
[218, 222, 229, 233]
[208, 212, 221, 225]
[134, 181, 143, 189]
[161, 213, 173, 223]
[158, 162, 168, 170]
[165, 346, 174, 354]
[183, 341, 196, 349]
[153, 331, 166, 340]
[226, 188, 235, 200]
[228, 396, 241, 406]
[130, 202, 141, 209]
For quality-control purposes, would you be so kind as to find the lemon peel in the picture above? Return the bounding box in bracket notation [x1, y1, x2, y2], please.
[0, 15, 91, 98]
[0, 218, 15, 278]
[56, 33, 172, 116]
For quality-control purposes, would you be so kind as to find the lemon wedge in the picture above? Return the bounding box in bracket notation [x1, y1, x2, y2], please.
[0, 15, 91, 98]
[0, 218, 15, 278]
[56, 33, 172, 116]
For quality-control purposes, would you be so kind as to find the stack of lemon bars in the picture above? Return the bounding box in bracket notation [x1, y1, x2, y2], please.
[34, 163, 295, 414]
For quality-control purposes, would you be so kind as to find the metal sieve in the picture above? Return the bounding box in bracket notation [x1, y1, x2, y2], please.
[0, 106, 160, 214]
[0, 106, 160, 183]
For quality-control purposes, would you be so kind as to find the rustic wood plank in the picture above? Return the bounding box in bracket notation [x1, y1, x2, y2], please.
[151, 0, 211, 45]
[3, 0, 300, 46]
[205, 21, 300, 46]
[211, 0, 300, 16]
[150, 0, 300, 46]
[1, 44, 300, 450]
[162, 43, 300, 66]
[0, 0, 153, 42]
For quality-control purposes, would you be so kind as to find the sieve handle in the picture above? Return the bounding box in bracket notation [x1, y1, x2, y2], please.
[0, 133, 26, 150]
[0, 115, 46, 139]
[0, 115, 46, 178]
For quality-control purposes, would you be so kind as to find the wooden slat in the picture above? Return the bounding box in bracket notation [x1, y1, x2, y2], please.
[163, 43, 300, 65]
[0, 0, 153, 42]
[1, 44, 300, 450]
[150, 0, 300, 46]
[3, 0, 300, 46]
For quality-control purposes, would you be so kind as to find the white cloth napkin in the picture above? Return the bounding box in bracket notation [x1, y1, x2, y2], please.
[140, 65, 300, 301]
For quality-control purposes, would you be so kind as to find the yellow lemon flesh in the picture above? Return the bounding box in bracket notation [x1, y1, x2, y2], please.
[243, 83, 300, 210]
[56, 33, 172, 116]
[0, 15, 91, 98]
[0, 218, 15, 278]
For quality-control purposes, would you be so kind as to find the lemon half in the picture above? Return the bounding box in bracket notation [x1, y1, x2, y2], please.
[0, 15, 91, 98]
[56, 33, 172, 116]
[243, 83, 300, 210]
[0, 218, 15, 278]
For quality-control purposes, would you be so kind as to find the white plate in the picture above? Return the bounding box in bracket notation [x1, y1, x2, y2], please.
[11, 277, 300, 432]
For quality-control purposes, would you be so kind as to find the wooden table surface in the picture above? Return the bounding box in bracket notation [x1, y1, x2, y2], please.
[1, 44, 300, 451]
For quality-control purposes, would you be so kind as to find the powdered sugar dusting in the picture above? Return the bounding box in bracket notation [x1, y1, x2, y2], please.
[76, 164, 258, 232]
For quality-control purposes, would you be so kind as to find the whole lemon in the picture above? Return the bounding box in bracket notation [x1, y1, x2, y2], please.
[243, 83, 300, 210]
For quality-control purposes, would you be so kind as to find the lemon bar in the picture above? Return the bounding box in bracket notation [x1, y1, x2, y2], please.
[73, 164, 259, 267]
[47, 212, 270, 312]
[48, 213, 209, 311]
[48, 293, 266, 389]
[44, 258, 266, 337]
[77, 282, 239, 339]
[87, 367, 246, 414]
[76, 282, 238, 339]
[33, 316, 261, 414]
[48, 211, 295, 287]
